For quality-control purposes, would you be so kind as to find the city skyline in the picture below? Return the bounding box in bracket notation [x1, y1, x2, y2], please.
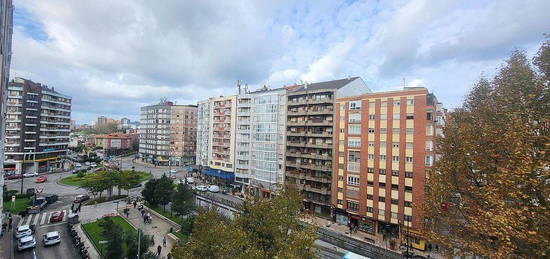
[9, 0, 550, 124]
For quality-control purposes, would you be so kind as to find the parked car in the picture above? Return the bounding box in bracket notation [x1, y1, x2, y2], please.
[186, 177, 195, 184]
[44, 194, 58, 204]
[15, 225, 33, 239]
[27, 197, 47, 214]
[208, 185, 220, 193]
[49, 211, 65, 223]
[196, 185, 208, 192]
[170, 169, 177, 174]
[74, 194, 90, 203]
[84, 162, 91, 166]
[23, 172, 38, 178]
[90, 162, 97, 168]
[75, 163, 82, 167]
[5, 174, 22, 180]
[17, 235, 36, 251]
[43, 231, 61, 246]
[35, 176, 47, 183]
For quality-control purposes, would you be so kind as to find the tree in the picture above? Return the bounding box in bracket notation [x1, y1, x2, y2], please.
[81, 173, 108, 198]
[117, 170, 142, 196]
[155, 174, 174, 210]
[125, 229, 154, 259]
[171, 187, 317, 259]
[171, 184, 195, 218]
[142, 178, 159, 206]
[424, 39, 550, 258]
[99, 217, 124, 259]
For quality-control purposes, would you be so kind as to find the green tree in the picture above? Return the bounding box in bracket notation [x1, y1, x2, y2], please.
[81, 173, 108, 198]
[99, 217, 124, 259]
[125, 229, 154, 259]
[118, 170, 142, 196]
[171, 183, 194, 218]
[424, 39, 550, 258]
[142, 178, 159, 206]
[155, 174, 174, 210]
[172, 187, 317, 259]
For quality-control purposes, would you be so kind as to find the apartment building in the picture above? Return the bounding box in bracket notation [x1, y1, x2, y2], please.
[205, 96, 237, 180]
[139, 100, 197, 166]
[332, 87, 445, 251]
[285, 77, 370, 216]
[0, 0, 13, 237]
[94, 132, 136, 156]
[139, 101, 172, 165]
[170, 105, 197, 166]
[235, 91, 252, 186]
[196, 100, 210, 167]
[4, 78, 71, 174]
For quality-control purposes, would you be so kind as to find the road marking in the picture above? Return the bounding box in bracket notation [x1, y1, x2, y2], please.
[40, 212, 48, 225]
[62, 210, 67, 221]
[24, 214, 33, 225]
[32, 212, 40, 225]
[47, 211, 53, 224]
[38, 221, 66, 229]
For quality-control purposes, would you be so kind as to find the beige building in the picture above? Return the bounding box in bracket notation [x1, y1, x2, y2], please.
[170, 105, 197, 166]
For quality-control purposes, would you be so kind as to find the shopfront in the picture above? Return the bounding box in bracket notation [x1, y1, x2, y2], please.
[401, 227, 427, 251]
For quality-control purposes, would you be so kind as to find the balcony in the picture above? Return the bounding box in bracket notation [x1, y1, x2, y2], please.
[39, 142, 70, 146]
[307, 131, 332, 137]
[212, 142, 230, 147]
[304, 174, 331, 183]
[237, 119, 250, 125]
[287, 131, 306, 137]
[305, 142, 332, 149]
[286, 141, 304, 147]
[288, 98, 307, 106]
[300, 163, 332, 172]
[308, 108, 334, 115]
[236, 163, 249, 170]
[287, 109, 308, 116]
[304, 185, 330, 195]
[305, 120, 333, 126]
[307, 97, 333, 105]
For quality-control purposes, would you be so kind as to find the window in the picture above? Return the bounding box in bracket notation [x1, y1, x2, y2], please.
[380, 141, 386, 148]
[339, 140, 344, 145]
[391, 184, 399, 190]
[340, 128, 344, 133]
[391, 212, 398, 219]
[337, 187, 343, 192]
[367, 181, 374, 186]
[378, 197, 386, 202]
[380, 114, 387, 120]
[381, 101, 387, 107]
[348, 138, 361, 148]
[392, 170, 399, 176]
[380, 128, 387, 134]
[427, 112, 433, 120]
[339, 152, 344, 157]
[369, 102, 375, 109]
[368, 154, 375, 160]
[404, 215, 413, 222]
[367, 207, 373, 213]
[394, 101, 400, 106]
[379, 209, 385, 216]
[406, 99, 414, 105]
[348, 151, 360, 162]
[393, 128, 400, 134]
[340, 104, 346, 110]
[405, 171, 413, 178]
[348, 113, 361, 123]
[406, 128, 414, 134]
[368, 114, 375, 120]
[392, 156, 399, 162]
[426, 155, 433, 166]
[368, 128, 375, 133]
[405, 201, 412, 207]
[425, 140, 433, 151]
[379, 169, 386, 175]
[405, 157, 413, 163]
[338, 176, 344, 181]
[347, 176, 360, 186]
[393, 113, 400, 120]
[368, 141, 374, 147]
[406, 142, 414, 149]
[350, 101, 362, 110]
[426, 124, 434, 136]
[392, 142, 399, 148]
[367, 194, 374, 200]
[337, 199, 343, 205]
[348, 125, 361, 135]
[406, 113, 414, 120]
[347, 200, 359, 212]
[405, 186, 413, 192]
[380, 155, 386, 160]
[368, 167, 375, 173]
[379, 182, 386, 187]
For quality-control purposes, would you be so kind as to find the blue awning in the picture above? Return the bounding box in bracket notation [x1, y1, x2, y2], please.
[202, 168, 234, 180]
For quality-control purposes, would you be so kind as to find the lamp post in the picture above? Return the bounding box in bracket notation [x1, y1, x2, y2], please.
[114, 201, 120, 215]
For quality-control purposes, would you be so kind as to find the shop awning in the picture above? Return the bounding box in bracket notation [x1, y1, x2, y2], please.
[202, 168, 234, 180]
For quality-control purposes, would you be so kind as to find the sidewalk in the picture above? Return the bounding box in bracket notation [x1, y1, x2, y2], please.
[304, 216, 443, 259]
[0, 215, 18, 259]
[121, 205, 177, 259]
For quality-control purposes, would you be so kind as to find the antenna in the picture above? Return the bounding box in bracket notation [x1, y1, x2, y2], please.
[403, 77, 406, 88]
[237, 80, 242, 94]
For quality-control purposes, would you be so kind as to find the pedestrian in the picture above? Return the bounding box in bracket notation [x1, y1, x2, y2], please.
[163, 236, 167, 247]
[157, 245, 162, 256]
[143, 215, 147, 223]
[167, 253, 172, 259]
[133, 200, 137, 208]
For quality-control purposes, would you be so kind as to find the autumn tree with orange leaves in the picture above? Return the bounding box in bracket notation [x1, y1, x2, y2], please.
[424, 38, 550, 258]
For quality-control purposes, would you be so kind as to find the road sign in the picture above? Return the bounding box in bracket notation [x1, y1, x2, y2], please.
[37, 188, 43, 193]
[11, 195, 15, 202]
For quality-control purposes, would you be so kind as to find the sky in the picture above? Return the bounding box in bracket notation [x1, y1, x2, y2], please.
[10, 0, 550, 125]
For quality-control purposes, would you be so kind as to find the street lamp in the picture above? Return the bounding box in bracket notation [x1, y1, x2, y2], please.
[114, 201, 120, 215]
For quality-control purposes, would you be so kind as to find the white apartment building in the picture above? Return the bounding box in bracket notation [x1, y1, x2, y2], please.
[235, 92, 251, 186]
[139, 101, 172, 165]
[196, 100, 210, 167]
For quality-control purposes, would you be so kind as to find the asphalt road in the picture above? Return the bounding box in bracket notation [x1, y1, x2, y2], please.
[14, 221, 81, 259]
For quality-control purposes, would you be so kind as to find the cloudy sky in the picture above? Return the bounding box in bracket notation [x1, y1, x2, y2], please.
[11, 0, 550, 124]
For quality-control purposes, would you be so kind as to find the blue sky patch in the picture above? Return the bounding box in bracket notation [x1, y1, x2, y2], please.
[14, 7, 48, 42]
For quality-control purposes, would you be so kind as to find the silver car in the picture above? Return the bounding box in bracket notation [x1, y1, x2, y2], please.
[18, 235, 36, 251]
[15, 225, 32, 239]
[43, 231, 61, 246]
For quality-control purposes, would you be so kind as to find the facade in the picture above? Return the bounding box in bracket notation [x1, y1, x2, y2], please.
[139, 101, 197, 166]
[248, 87, 288, 196]
[235, 91, 251, 186]
[196, 100, 210, 167]
[96, 116, 107, 127]
[332, 87, 445, 251]
[94, 133, 135, 156]
[285, 77, 370, 217]
[0, 0, 13, 237]
[119, 117, 131, 129]
[139, 101, 172, 165]
[169, 105, 197, 166]
[4, 78, 72, 174]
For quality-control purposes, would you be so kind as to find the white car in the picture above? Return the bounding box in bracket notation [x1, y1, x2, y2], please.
[15, 225, 33, 239]
[18, 235, 36, 251]
[170, 169, 178, 174]
[196, 185, 208, 192]
[186, 177, 195, 184]
[75, 163, 82, 167]
[84, 162, 91, 166]
[43, 231, 61, 246]
[23, 172, 38, 178]
[208, 185, 220, 193]
[90, 163, 97, 168]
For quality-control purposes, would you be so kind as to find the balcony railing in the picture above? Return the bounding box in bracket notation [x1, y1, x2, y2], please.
[304, 185, 330, 195]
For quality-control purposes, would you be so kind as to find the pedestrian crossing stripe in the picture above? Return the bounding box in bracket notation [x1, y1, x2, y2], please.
[18, 210, 68, 227]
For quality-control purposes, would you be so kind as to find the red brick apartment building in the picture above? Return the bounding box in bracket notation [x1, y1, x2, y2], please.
[332, 87, 444, 251]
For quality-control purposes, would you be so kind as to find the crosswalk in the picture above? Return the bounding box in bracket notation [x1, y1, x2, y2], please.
[18, 210, 68, 227]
